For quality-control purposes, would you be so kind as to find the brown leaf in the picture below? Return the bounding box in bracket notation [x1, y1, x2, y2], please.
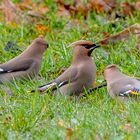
[36, 24, 49, 35]
[56, 0, 89, 18]
[57, 119, 73, 140]
[121, 2, 134, 16]
[99, 23, 140, 46]
[2, 0, 21, 23]
[56, 0, 71, 17]
[90, 0, 116, 13]
[57, 5, 71, 17]
[65, 128, 73, 140]
[73, 0, 90, 18]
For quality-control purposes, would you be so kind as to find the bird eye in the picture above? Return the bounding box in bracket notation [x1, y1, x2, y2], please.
[83, 44, 100, 49]
[83, 44, 92, 49]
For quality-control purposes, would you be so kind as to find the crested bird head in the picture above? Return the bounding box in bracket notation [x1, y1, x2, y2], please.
[71, 40, 100, 57]
[104, 64, 119, 80]
[31, 36, 49, 52]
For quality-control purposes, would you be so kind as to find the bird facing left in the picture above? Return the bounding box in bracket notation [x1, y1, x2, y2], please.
[0, 36, 49, 83]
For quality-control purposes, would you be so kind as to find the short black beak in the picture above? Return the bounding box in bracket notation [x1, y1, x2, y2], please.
[88, 44, 100, 56]
[90, 44, 100, 50]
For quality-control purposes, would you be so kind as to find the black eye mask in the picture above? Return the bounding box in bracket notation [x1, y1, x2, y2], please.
[83, 44, 100, 49]
[84, 44, 100, 56]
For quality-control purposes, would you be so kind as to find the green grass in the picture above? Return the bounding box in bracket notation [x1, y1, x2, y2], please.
[0, 0, 140, 139]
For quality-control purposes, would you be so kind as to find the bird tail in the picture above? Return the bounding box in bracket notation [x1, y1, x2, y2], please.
[86, 82, 107, 95]
[27, 80, 69, 93]
[27, 82, 57, 93]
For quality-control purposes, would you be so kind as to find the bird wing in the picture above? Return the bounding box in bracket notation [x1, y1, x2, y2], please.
[119, 88, 140, 97]
[54, 66, 78, 84]
[119, 77, 140, 97]
[34, 66, 78, 93]
[110, 77, 140, 97]
[0, 59, 34, 74]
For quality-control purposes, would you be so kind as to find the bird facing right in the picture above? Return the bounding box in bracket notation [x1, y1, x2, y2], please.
[104, 64, 140, 99]
[33, 40, 100, 96]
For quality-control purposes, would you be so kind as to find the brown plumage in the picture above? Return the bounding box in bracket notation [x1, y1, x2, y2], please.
[34, 40, 100, 96]
[0, 36, 48, 83]
[104, 64, 140, 99]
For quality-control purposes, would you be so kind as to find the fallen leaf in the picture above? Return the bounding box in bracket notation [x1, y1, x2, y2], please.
[90, 0, 116, 13]
[73, 0, 90, 18]
[2, 0, 21, 23]
[58, 6, 71, 17]
[56, 0, 71, 17]
[36, 24, 49, 35]
[99, 23, 140, 46]
[65, 128, 73, 140]
[121, 2, 134, 16]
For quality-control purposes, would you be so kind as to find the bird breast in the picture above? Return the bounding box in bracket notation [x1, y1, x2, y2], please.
[77, 60, 96, 87]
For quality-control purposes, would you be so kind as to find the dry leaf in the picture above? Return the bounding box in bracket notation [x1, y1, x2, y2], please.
[56, 0, 71, 17]
[57, 119, 73, 140]
[65, 128, 73, 140]
[36, 24, 49, 35]
[121, 2, 134, 16]
[90, 0, 116, 13]
[99, 23, 140, 46]
[56, 0, 89, 18]
[73, 0, 90, 18]
[1, 0, 48, 24]
[2, 0, 21, 23]
[57, 5, 71, 17]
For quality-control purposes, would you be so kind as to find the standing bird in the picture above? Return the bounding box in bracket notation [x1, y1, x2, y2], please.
[33, 40, 100, 96]
[0, 36, 49, 83]
[104, 64, 140, 99]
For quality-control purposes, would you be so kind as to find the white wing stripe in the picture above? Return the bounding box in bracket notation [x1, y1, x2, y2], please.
[0, 68, 4, 72]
